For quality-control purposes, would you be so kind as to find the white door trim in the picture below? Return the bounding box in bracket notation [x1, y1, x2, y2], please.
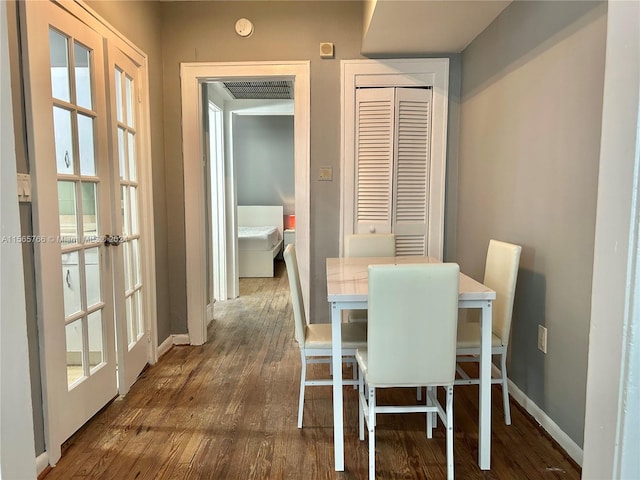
[207, 99, 227, 302]
[180, 61, 310, 346]
[340, 58, 449, 258]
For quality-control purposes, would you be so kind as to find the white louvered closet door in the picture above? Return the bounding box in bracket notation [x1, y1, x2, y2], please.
[354, 87, 432, 254]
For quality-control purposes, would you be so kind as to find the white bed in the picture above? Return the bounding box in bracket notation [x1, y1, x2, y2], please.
[237, 205, 284, 278]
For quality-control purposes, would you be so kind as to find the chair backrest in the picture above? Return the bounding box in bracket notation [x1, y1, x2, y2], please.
[283, 244, 306, 345]
[367, 263, 460, 387]
[344, 234, 395, 258]
[484, 240, 522, 346]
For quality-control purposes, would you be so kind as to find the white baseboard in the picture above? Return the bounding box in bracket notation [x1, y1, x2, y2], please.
[207, 302, 214, 326]
[494, 365, 584, 466]
[157, 335, 173, 358]
[36, 451, 49, 475]
[171, 334, 190, 345]
[158, 333, 192, 359]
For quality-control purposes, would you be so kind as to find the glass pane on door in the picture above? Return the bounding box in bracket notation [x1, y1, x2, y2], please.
[115, 68, 123, 123]
[62, 251, 81, 317]
[127, 132, 136, 180]
[53, 107, 74, 175]
[123, 241, 132, 292]
[74, 42, 93, 110]
[85, 247, 101, 307]
[118, 127, 126, 180]
[49, 29, 70, 102]
[87, 310, 104, 371]
[125, 75, 134, 127]
[130, 187, 138, 234]
[65, 319, 84, 387]
[58, 181, 78, 242]
[131, 238, 140, 287]
[78, 113, 96, 176]
[81, 182, 98, 238]
[133, 290, 143, 343]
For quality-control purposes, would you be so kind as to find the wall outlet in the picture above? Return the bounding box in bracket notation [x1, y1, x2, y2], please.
[538, 325, 548, 354]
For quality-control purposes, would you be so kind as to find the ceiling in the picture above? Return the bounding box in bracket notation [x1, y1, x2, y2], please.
[362, 0, 512, 55]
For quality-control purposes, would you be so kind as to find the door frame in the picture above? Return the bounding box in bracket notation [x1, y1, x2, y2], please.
[340, 58, 449, 259]
[180, 61, 310, 346]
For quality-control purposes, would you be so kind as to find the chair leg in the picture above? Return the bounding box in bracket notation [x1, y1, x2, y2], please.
[446, 385, 454, 480]
[501, 352, 512, 425]
[358, 367, 365, 441]
[297, 351, 306, 428]
[426, 386, 434, 439]
[353, 358, 358, 389]
[368, 386, 376, 480]
[417, 386, 422, 401]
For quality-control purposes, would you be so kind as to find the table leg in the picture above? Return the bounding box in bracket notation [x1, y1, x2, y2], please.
[331, 302, 345, 471]
[479, 300, 492, 469]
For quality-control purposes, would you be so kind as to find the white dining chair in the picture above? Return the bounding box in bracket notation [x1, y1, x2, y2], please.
[356, 263, 459, 480]
[283, 244, 367, 428]
[455, 239, 522, 425]
[343, 233, 396, 322]
[344, 233, 396, 258]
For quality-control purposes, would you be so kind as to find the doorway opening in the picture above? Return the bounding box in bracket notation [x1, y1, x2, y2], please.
[203, 80, 295, 319]
[180, 61, 310, 346]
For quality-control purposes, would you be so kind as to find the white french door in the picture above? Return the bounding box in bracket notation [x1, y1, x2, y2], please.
[107, 43, 149, 394]
[21, 0, 152, 463]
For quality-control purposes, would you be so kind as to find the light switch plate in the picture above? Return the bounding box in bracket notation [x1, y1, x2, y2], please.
[538, 325, 548, 353]
[319, 166, 333, 181]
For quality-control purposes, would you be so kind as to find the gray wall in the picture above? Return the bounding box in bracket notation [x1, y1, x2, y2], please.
[457, 1, 607, 446]
[160, 1, 366, 331]
[234, 115, 295, 215]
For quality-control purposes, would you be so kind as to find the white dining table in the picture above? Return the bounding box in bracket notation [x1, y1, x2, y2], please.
[326, 255, 496, 472]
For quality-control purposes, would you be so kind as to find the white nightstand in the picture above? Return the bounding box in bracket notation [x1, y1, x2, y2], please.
[284, 229, 295, 247]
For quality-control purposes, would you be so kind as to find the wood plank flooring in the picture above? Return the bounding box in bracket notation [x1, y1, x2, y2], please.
[43, 260, 581, 479]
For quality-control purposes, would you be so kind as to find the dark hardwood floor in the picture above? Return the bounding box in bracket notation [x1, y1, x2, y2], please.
[43, 260, 581, 479]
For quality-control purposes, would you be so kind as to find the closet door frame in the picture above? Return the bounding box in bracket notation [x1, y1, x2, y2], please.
[340, 58, 449, 259]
